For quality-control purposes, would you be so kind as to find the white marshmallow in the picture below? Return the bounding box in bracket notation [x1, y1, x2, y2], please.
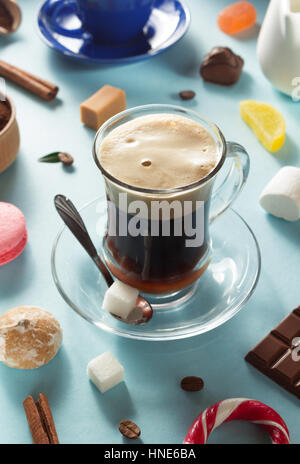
[102, 280, 139, 319]
[87, 351, 124, 393]
[260, 166, 300, 221]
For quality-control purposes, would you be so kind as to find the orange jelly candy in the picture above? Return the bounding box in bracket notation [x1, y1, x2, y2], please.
[218, 1, 257, 35]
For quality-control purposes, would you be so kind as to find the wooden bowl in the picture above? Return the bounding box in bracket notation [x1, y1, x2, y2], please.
[0, 0, 22, 35]
[0, 96, 20, 173]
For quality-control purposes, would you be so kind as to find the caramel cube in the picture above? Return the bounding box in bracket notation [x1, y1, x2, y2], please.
[80, 85, 126, 130]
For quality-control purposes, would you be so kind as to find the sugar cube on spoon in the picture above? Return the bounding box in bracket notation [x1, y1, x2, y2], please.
[102, 280, 139, 319]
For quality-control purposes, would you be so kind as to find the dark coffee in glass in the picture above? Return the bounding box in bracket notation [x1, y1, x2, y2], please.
[93, 106, 226, 299]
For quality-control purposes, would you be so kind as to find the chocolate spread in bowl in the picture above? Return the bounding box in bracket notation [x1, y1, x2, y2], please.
[0, 100, 11, 132]
[0, 1, 13, 31]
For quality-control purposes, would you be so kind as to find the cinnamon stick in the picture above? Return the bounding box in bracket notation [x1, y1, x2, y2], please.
[0, 60, 59, 101]
[23, 394, 59, 444]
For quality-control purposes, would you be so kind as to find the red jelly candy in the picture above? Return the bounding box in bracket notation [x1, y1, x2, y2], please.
[218, 1, 257, 35]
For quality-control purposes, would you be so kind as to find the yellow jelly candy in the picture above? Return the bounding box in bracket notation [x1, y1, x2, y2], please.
[240, 100, 286, 152]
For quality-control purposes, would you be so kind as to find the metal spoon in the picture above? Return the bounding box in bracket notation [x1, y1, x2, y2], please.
[0, 0, 21, 35]
[54, 194, 153, 325]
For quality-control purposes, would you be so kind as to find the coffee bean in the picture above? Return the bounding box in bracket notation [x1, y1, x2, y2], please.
[119, 420, 141, 439]
[179, 90, 196, 100]
[180, 376, 204, 392]
[58, 152, 74, 166]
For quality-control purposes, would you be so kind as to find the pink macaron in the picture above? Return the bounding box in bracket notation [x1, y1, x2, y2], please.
[0, 202, 27, 266]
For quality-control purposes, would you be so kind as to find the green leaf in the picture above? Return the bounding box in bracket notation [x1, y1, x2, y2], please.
[38, 152, 60, 163]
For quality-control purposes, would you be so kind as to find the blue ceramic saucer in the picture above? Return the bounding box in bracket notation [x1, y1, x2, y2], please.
[36, 0, 190, 65]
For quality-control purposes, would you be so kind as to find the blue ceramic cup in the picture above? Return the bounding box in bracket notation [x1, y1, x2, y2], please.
[51, 0, 155, 44]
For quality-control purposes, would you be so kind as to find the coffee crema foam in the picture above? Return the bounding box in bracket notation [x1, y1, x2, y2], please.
[99, 114, 219, 190]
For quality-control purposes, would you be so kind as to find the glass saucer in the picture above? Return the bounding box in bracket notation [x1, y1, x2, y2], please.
[51, 196, 261, 341]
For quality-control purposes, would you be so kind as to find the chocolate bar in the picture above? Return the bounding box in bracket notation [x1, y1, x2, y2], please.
[245, 307, 300, 399]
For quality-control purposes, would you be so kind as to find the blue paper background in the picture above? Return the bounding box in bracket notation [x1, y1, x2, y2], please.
[0, 0, 299, 444]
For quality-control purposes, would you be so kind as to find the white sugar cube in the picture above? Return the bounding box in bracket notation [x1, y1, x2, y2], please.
[102, 280, 139, 319]
[87, 351, 124, 393]
[260, 166, 300, 221]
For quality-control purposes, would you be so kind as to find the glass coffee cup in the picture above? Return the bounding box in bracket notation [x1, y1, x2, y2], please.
[93, 104, 250, 307]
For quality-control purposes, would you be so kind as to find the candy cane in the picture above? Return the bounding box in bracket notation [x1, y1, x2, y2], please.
[184, 398, 290, 444]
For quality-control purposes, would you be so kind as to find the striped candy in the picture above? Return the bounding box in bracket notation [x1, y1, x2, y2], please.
[184, 398, 290, 444]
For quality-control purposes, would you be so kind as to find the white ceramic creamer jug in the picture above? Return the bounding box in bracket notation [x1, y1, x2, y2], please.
[257, 0, 300, 98]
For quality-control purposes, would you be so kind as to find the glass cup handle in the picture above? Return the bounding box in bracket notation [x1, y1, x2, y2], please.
[210, 142, 250, 223]
[51, 0, 85, 38]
